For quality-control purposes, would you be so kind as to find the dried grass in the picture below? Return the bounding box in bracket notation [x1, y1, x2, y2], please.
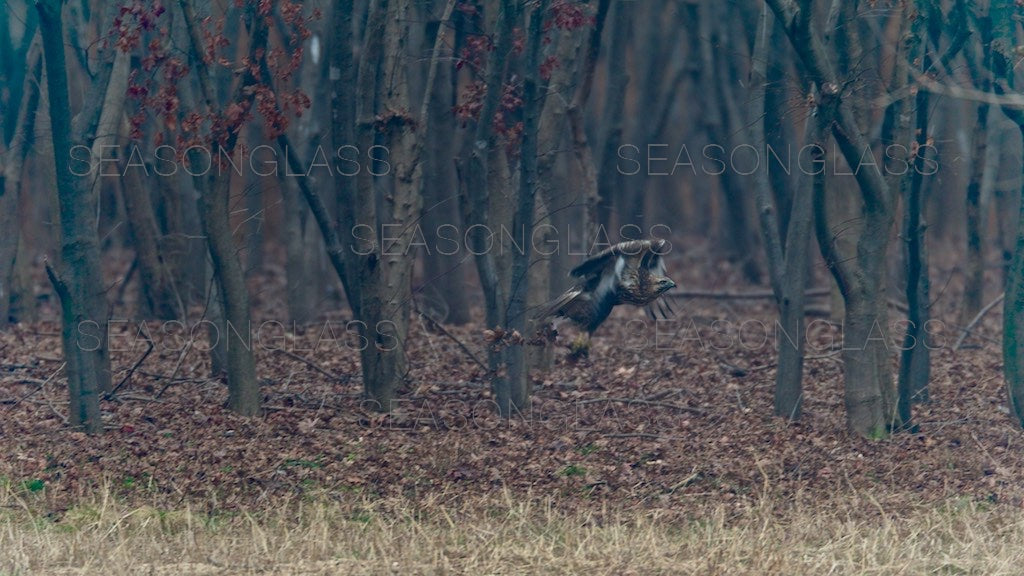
[2, 480, 1022, 575]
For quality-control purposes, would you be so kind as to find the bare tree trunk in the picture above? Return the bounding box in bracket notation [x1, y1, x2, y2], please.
[748, 5, 815, 421]
[37, 0, 107, 433]
[765, 17, 794, 240]
[529, 16, 585, 372]
[281, 171, 316, 324]
[992, 0, 1024, 428]
[281, 2, 330, 326]
[156, 9, 207, 309]
[503, 0, 550, 416]
[595, 0, 631, 233]
[121, 150, 180, 320]
[244, 174, 264, 275]
[330, 0, 361, 317]
[0, 35, 42, 328]
[419, 2, 470, 325]
[96, 47, 178, 321]
[962, 104, 990, 324]
[700, 0, 762, 283]
[567, 0, 610, 258]
[178, 0, 263, 416]
[722, 6, 765, 283]
[350, 0, 444, 408]
[459, 1, 519, 412]
[769, 0, 902, 436]
[896, 0, 941, 417]
[1004, 123, 1024, 427]
[961, 15, 993, 326]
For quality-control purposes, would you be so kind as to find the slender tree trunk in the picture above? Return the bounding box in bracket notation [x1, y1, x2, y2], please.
[567, 0, 610, 261]
[700, 0, 762, 283]
[503, 0, 550, 416]
[97, 48, 178, 322]
[1004, 122, 1024, 427]
[769, 0, 901, 436]
[992, 0, 1024, 427]
[897, 0, 934, 413]
[281, 171, 315, 324]
[419, 3, 470, 325]
[0, 36, 42, 328]
[595, 0, 631, 233]
[121, 152, 180, 320]
[750, 5, 819, 421]
[178, 0, 264, 416]
[459, 1, 518, 412]
[765, 18, 794, 240]
[281, 2, 329, 326]
[530, 18, 584, 371]
[962, 102, 990, 325]
[961, 15, 993, 326]
[201, 176, 260, 414]
[330, 0, 361, 318]
[38, 0, 107, 433]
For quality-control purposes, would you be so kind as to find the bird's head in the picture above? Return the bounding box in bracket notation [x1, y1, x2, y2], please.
[655, 276, 676, 294]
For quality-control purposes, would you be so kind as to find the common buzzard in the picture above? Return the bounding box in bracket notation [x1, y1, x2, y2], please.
[537, 239, 676, 357]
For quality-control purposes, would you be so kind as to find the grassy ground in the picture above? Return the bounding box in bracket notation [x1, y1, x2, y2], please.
[3, 481, 1023, 575]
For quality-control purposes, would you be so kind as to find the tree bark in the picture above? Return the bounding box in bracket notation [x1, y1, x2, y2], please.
[503, 0, 550, 416]
[419, 2, 470, 326]
[595, 0, 631, 233]
[748, 5, 815, 421]
[529, 14, 585, 372]
[567, 0, 610, 261]
[329, 0, 361, 318]
[98, 50, 178, 321]
[37, 0, 107, 433]
[991, 0, 1024, 427]
[961, 12, 993, 326]
[1004, 129, 1024, 426]
[350, 0, 445, 409]
[459, 0, 519, 412]
[178, 0, 264, 416]
[0, 35, 42, 328]
[700, 0, 762, 283]
[769, 0, 902, 436]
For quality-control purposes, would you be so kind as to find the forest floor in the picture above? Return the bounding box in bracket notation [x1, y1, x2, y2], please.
[1, 251, 1023, 574]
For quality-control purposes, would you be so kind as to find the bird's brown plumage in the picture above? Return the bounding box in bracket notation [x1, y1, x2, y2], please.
[537, 239, 676, 336]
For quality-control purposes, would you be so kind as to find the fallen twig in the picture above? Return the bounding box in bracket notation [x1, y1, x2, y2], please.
[743, 351, 842, 374]
[576, 397, 706, 415]
[668, 288, 828, 300]
[273, 348, 348, 382]
[111, 393, 168, 403]
[416, 309, 490, 373]
[106, 337, 155, 399]
[7, 362, 65, 409]
[955, 292, 1005, 351]
[156, 339, 194, 399]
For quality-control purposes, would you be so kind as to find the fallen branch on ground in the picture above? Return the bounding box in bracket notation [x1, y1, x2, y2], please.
[667, 288, 828, 300]
[273, 348, 348, 382]
[575, 397, 706, 415]
[106, 337, 155, 399]
[955, 292, 1005, 351]
[6, 362, 65, 409]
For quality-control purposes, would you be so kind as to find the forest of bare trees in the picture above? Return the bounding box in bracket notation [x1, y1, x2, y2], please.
[3, 0, 1024, 438]
[13, 0, 1024, 571]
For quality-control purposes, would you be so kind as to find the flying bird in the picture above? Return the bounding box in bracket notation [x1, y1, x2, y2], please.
[536, 239, 676, 357]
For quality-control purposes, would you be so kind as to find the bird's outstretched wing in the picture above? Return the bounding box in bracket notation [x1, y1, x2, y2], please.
[570, 239, 669, 279]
